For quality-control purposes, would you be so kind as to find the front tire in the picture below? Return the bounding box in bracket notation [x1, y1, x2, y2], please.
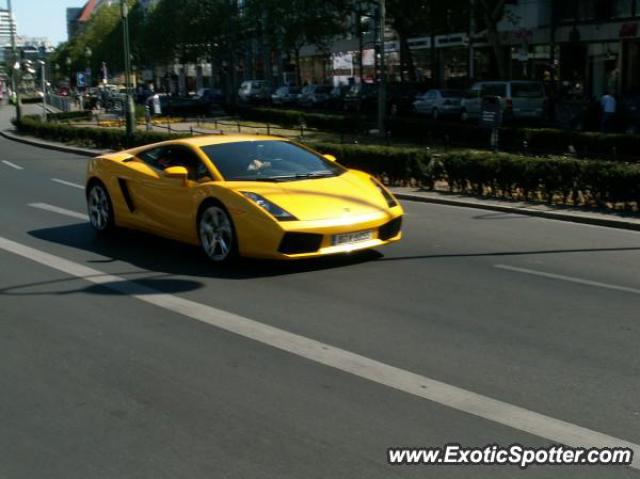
[87, 182, 115, 233]
[198, 203, 238, 264]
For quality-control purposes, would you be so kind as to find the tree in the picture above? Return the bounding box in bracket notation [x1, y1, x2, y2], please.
[386, 0, 468, 84]
[245, 0, 350, 85]
[476, 0, 508, 79]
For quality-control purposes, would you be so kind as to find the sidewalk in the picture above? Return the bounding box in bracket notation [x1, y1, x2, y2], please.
[391, 187, 640, 232]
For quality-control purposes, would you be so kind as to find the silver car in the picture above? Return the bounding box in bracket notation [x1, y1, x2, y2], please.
[413, 89, 465, 120]
[460, 81, 546, 122]
[238, 80, 271, 105]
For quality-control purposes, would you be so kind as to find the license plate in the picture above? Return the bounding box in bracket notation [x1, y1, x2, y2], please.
[332, 230, 373, 246]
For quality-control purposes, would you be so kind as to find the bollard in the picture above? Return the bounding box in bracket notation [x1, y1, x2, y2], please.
[190, 126, 194, 136]
[237, 121, 241, 133]
[267, 123, 271, 135]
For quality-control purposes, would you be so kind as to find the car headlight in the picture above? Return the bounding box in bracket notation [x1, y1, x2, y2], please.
[242, 192, 297, 221]
[370, 177, 398, 208]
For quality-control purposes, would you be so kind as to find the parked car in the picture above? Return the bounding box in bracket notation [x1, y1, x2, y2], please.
[343, 83, 378, 113]
[297, 84, 333, 109]
[460, 81, 547, 122]
[344, 82, 425, 116]
[413, 89, 465, 119]
[238, 80, 271, 105]
[271, 85, 301, 106]
[622, 93, 640, 133]
[194, 87, 226, 113]
[325, 84, 351, 110]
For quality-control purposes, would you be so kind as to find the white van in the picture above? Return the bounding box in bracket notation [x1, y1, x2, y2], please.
[460, 81, 546, 122]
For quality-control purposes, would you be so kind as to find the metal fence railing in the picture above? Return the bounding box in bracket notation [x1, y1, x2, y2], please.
[46, 93, 76, 113]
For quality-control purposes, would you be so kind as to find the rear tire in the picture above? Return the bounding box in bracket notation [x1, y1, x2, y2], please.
[197, 202, 238, 264]
[87, 181, 115, 234]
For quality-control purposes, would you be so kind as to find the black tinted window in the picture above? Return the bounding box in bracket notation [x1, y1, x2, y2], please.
[138, 145, 209, 181]
[511, 83, 544, 98]
[481, 84, 508, 97]
[441, 90, 464, 98]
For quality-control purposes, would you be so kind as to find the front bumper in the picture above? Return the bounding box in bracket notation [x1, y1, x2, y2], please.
[236, 208, 403, 259]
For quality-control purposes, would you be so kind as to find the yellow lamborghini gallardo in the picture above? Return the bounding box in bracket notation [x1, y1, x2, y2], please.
[85, 135, 403, 263]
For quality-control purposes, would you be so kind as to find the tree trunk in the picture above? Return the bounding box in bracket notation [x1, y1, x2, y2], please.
[430, 31, 439, 87]
[398, 33, 416, 82]
[485, 15, 506, 79]
[294, 47, 302, 87]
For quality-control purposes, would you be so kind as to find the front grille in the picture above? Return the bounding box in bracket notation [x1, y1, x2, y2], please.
[378, 217, 402, 241]
[278, 232, 324, 255]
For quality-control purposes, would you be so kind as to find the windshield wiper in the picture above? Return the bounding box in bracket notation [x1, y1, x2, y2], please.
[290, 172, 336, 179]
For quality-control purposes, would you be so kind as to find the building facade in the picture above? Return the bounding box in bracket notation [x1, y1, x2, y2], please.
[292, 0, 640, 99]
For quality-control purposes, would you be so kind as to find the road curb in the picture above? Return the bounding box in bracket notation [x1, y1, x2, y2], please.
[394, 192, 640, 232]
[0, 129, 107, 157]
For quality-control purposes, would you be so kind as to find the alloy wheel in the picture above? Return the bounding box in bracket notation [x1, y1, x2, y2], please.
[199, 206, 234, 262]
[88, 184, 111, 232]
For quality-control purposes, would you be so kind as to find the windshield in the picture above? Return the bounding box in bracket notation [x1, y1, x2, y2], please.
[201, 141, 344, 181]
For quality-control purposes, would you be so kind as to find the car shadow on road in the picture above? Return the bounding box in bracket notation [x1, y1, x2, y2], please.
[0, 272, 205, 297]
[27, 222, 383, 280]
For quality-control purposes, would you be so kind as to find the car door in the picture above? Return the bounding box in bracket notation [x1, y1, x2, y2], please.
[129, 145, 210, 239]
[413, 93, 426, 114]
[427, 90, 439, 111]
[466, 84, 482, 117]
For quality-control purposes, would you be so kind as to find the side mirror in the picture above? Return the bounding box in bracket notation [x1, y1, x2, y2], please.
[323, 154, 337, 162]
[164, 166, 189, 183]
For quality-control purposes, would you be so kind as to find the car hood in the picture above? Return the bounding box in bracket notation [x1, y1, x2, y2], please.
[228, 171, 390, 221]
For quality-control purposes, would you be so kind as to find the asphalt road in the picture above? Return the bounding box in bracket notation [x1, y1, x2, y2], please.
[1, 104, 640, 478]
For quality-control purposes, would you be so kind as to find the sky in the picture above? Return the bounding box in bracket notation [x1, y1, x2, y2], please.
[12, 0, 83, 45]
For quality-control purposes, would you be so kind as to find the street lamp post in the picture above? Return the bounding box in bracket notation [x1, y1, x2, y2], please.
[85, 46, 92, 87]
[37, 60, 47, 121]
[7, 0, 21, 122]
[376, 0, 386, 136]
[121, 1, 136, 138]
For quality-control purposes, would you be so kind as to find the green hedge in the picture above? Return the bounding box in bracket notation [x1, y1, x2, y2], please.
[243, 107, 640, 162]
[14, 115, 182, 149]
[48, 111, 94, 122]
[312, 142, 640, 208]
[13, 115, 640, 209]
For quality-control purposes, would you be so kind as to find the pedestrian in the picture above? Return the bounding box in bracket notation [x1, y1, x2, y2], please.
[600, 90, 617, 133]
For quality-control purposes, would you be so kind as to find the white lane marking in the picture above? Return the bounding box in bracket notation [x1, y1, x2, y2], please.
[0, 235, 638, 470]
[52, 178, 85, 190]
[495, 264, 640, 296]
[2, 160, 23, 170]
[28, 203, 88, 221]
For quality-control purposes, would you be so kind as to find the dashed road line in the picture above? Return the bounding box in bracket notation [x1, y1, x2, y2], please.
[52, 178, 85, 190]
[495, 264, 640, 296]
[2, 160, 23, 170]
[28, 202, 88, 221]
